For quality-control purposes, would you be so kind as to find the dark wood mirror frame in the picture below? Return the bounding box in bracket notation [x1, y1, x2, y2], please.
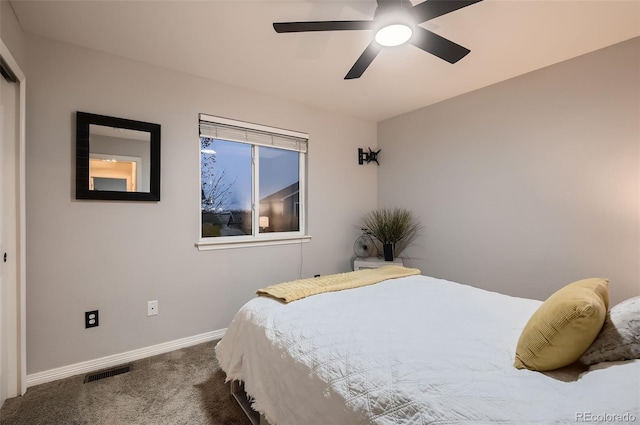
[76, 111, 161, 201]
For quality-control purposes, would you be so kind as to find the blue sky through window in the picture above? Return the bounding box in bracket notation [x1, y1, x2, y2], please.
[201, 139, 299, 212]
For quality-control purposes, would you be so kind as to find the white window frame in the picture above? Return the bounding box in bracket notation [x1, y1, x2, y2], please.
[196, 114, 311, 251]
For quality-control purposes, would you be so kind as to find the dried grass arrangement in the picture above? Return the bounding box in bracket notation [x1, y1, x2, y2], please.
[360, 208, 421, 260]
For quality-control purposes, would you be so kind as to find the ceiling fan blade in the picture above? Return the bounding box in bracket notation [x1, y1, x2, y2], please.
[410, 27, 470, 63]
[412, 0, 483, 23]
[345, 42, 382, 80]
[273, 21, 372, 33]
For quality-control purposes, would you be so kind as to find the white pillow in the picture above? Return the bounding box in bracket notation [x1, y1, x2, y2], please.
[580, 296, 640, 366]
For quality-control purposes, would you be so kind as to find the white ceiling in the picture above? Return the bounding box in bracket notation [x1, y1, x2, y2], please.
[8, 0, 640, 122]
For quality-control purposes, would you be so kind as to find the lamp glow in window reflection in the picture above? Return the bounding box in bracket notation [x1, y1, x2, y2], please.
[259, 216, 270, 229]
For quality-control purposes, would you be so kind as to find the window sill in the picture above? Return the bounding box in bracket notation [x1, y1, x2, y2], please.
[196, 234, 312, 251]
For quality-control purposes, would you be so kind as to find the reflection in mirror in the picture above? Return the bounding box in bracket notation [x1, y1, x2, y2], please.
[76, 112, 160, 201]
[89, 125, 149, 192]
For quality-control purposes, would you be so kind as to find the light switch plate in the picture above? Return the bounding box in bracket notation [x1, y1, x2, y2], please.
[147, 300, 158, 316]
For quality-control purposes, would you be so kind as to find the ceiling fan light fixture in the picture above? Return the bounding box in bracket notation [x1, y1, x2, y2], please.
[375, 23, 413, 47]
[273, 0, 484, 79]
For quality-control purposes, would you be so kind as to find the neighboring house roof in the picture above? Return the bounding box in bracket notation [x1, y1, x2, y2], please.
[260, 182, 299, 203]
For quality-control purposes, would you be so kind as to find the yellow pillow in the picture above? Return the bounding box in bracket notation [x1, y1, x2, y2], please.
[514, 278, 609, 371]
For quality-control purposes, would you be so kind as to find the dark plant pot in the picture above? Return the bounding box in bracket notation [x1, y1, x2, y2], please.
[383, 243, 394, 261]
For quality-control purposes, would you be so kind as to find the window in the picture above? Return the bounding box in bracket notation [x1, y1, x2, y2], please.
[198, 114, 309, 250]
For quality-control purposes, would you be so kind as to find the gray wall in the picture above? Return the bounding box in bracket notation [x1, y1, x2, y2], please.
[24, 35, 377, 374]
[379, 38, 640, 305]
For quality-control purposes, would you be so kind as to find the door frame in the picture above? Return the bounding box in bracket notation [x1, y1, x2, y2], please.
[0, 38, 27, 397]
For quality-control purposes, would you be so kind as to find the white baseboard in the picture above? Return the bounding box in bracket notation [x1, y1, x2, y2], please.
[26, 328, 226, 388]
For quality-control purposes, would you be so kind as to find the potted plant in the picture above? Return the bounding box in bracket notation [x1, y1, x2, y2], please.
[360, 208, 421, 261]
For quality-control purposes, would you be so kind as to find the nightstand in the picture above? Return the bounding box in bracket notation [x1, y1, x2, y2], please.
[353, 257, 404, 271]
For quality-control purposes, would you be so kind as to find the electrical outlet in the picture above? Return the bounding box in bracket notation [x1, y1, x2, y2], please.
[147, 300, 158, 316]
[85, 310, 99, 328]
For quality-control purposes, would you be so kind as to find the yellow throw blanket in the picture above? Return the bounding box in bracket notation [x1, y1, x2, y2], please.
[256, 265, 421, 303]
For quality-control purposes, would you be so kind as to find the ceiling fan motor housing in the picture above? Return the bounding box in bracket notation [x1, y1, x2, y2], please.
[373, 1, 416, 46]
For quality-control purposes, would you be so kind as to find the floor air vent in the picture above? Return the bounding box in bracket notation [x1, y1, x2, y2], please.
[84, 364, 132, 383]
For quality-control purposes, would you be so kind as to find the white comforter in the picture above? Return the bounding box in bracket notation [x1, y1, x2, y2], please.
[215, 275, 640, 425]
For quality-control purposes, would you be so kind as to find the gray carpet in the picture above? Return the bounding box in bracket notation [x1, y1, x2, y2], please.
[0, 340, 252, 425]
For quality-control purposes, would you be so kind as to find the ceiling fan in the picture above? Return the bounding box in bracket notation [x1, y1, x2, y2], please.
[273, 0, 483, 80]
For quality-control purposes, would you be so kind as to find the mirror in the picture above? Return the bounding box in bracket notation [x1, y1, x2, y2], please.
[76, 111, 161, 201]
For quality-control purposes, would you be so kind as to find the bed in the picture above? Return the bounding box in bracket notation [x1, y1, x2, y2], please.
[215, 268, 640, 425]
